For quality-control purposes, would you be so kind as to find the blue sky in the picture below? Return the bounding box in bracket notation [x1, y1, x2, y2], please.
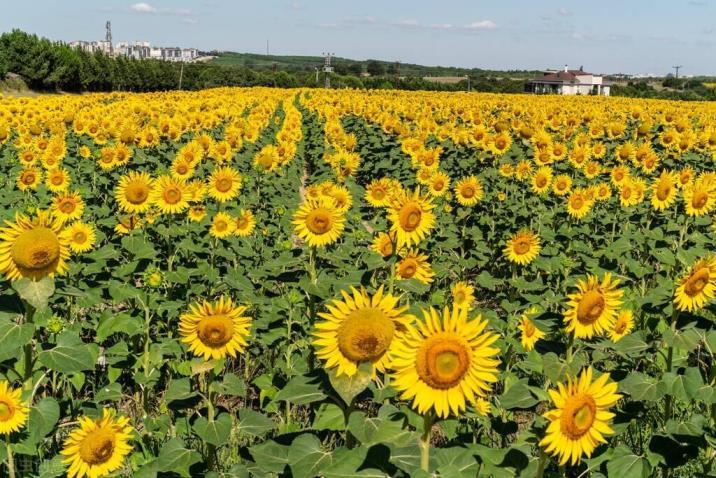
[2, 0, 715, 75]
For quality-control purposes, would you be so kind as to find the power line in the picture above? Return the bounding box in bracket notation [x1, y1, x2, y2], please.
[672, 65, 683, 78]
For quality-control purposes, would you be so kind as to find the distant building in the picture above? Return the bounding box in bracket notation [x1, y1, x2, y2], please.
[68, 40, 112, 55]
[116, 41, 151, 60]
[526, 66, 611, 96]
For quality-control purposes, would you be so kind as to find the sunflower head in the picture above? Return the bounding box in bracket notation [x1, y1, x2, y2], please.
[0, 381, 28, 435]
[313, 286, 412, 377]
[179, 296, 252, 360]
[292, 196, 345, 248]
[389, 188, 435, 247]
[564, 273, 623, 339]
[0, 210, 70, 281]
[674, 257, 716, 312]
[390, 306, 500, 418]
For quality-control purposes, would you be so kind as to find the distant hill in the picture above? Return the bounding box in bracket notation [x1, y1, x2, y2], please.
[206, 51, 539, 79]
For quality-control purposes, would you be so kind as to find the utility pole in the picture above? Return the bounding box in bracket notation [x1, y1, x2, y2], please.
[322, 52, 334, 88]
[178, 61, 184, 89]
[672, 65, 682, 78]
[466, 75, 471, 92]
[395, 60, 401, 84]
[266, 39, 269, 56]
[105, 21, 113, 55]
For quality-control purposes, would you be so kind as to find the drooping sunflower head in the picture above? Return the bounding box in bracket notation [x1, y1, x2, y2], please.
[0, 380, 28, 435]
[389, 188, 435, 248]
[540, 367, 621, 466]
[62, 221, 96, 254]
[390, 306, 500, 418]
[454, 176, 484, 206]
[563, 273, 623, 339]
[61, 409, 134, 478]
[313, 286, 413, 377]
[0, 210, 70, 281]
[609, 309, 634, 342]
[451, 281, 475, 310]
[370, 231, 396, 258]
[396, 249, 435, 284]
[179, 296, 252, 360]
[115, 171, 154, 214]
[518, 306, 545, 351]
[208, 166, 242, 203]
[674, 257, 716, 312]
[503, 229, 541, 265]
[292, 196, 345, 248]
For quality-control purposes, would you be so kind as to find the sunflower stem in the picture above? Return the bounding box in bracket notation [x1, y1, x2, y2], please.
[205, 369, 217, 470]
[419, 413, 433, 472]
[308, 246, 318, 284]
[663, 308, 679, 424]
[6, 435, 15, 478]
[22, 301, 36, 391]
[536, 449, 548, 478]
[566, 333, 574, 364]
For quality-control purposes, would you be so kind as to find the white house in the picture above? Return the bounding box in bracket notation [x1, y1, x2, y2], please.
[527, 66, 611, 96]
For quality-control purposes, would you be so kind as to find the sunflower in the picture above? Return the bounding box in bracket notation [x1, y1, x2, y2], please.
[552, 175, 572, 196]
[170, 157, 195, 181]
[396, 250, 435, 284]
[650, 170, 678, 211]
[210, 212, 236, 238]
[51, 191, 85, 223]
[518, 306, 545, 351]
[540, 367, 621, 466]
[427, 171, 451, 197]
[593, 183, 612, 201]
[566, 190, 592, 219]
[371, 231, 396, 257]
[234, 209, 255, 237]
[563, 273, 623, 339]
[45, 168, 70, 193]
[61, 409, 134, 478]
[208, 166, 242, 203]
[390, 306, 500, 418]
[454, 176, 484, 206]
[151, 175, 189, 214]
[17, 167, 42, 191]
[179, 296, 251, 360]
[365, 178, 394, 208]
[531, 166, 553, 195]
[114, 215, 142, 236]
[0, 210, 70, 281]
[683, 180, 715, 217]
[388, 188, 435, 247]
[609, 309, 634, 342]
[115, 171, 154, 214]
[292, 196, 345, 247]
[62, 222, 96, 253]
[674, 257, 716, 312]
[0, 381, 28, 434]
[324, 184, 353, 213]
[503, 229, 541, 265]
[313, 286, 412, 377]
[451, 281, 474, 310]
[187, 205, 207, 222]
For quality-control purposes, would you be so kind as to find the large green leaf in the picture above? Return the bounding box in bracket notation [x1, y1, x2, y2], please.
[157, 438, 201, 478]
[288, 434, 334, 478]
[37, 333, 95, 373]
[12, 277, 55, 310]
[193, 413, 232, 447]
[274, 373, 326, 405]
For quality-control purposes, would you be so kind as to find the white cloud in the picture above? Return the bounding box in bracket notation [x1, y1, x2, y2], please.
[558, 7, 573, 16]
[130, 2, 156, 13]
[430, 23, 453, 30]
[182, 17, 199, 25]
[464, 20, 497, 30]
[396, 19, 420, 27]
[290, 1, 302, 10]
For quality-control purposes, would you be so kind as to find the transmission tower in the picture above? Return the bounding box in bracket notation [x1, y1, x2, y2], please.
[672, 65, 682, 78]
[322, 52, 334, 88]
[105, 21, 113, 55]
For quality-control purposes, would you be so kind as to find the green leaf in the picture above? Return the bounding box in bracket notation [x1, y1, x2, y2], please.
[193, 413, 232, 447]
[212, 373, 246, 396]
[288, 434, 333, 478]
[313, 403, 345, 431]
[37, 333, 95, 373]
[96, 312, 142, 341]
[274, 374, 326, 405]
[620, 372, 665, 402]
[607, 445, 650, 478]
[435, 447, 481, 478]
[0, 317, 34, 361]
[322, 447, 386, 478]
[28, 397, 60, 443]
[248, 440, 290, 474]
[328, 364, 371, 405]
[499, 379, 538, 409]
[12, 277, 55, 310]
[157, 438, 201, 478]
[165, 378, 197, 403]
[237, 409, 275, 438]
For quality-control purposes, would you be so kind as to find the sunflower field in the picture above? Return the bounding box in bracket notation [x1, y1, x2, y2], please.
[0, 88, 715, 478]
